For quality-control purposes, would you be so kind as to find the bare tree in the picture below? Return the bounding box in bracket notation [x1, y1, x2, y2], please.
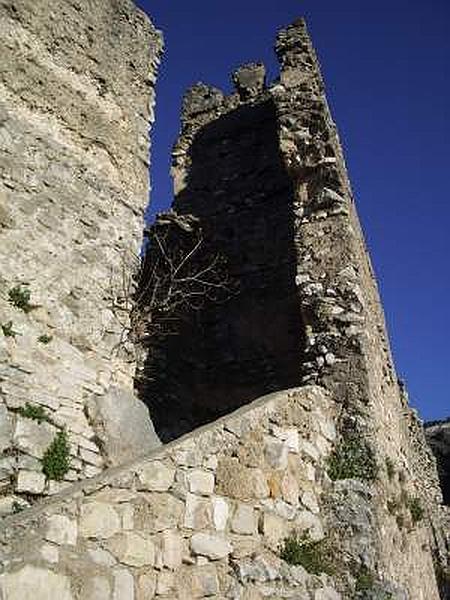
[108, 211, 235, 357]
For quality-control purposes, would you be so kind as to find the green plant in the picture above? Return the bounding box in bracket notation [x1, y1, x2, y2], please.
[42, 429, 70, 481]
[355, 565, 375, 592]
[8, 284, 34, 313]
[38, 334, 53, 344]
[387, 499, 400, 515]
[385, 457, 395, 481]
[12, 501, 24, 514]
[408, 496, 424, 523]
[1, 321, 18, 338]
[17, 402, 49, 423]
[279, 533, 332, 575]
[327, 434, 378, 482]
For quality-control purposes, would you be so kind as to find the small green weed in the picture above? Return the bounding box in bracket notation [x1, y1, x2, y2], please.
[385, 457, 395, 481]
[355, 565, 375, 592]
[8, 284, 34, 313]
[387, 499, 400, 515]
[42, 429, 70, 481]
[327, 435, 378, 482]
[38, 334, 53, 344]
[408, 496, 424, 523]
[17, 402, 49, 423]
[1, 321, 18, 338]
[279, 533, 332, 575]
[12, 501, 24, 514]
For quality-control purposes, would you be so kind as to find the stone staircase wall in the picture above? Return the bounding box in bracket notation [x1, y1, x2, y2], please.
[0, 385, 441, 599]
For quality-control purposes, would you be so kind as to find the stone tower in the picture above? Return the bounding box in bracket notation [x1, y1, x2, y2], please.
[136, 18, 449, 597]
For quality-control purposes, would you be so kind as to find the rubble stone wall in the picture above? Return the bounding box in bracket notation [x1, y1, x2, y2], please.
[0, 0, 162, 508]
[0, 386, 442, 599]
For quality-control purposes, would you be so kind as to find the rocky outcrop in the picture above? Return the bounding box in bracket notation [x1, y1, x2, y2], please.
[0, 0, 162, 508]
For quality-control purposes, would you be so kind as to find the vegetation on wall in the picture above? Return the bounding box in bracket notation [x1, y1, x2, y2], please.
[42, 429, 70, 480]
[8, 284, 35, 313]
[279, 533, 333, 575]
[327, 433, 378, 482]
[17, 402, 49, 424]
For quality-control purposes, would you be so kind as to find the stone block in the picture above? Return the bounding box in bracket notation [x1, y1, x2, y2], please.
[113, 568, 134, 600]
[45, 514, 78, 545]
[80, 501, 121, 539]
[261, 512, 289, 550]
[86, 386, 161, 466]
[187, 469, 215, 495]
[108, 532, 155, 567]
[14, 417, 56, 459]
[137, 572, 157, 600]
[157, 571, 175, 595]
[216, 458, 269, 500]
[40, 543, 59, 564]
[0, 565, 74, 600]
[184, 492, 213, 529]
[0, 404, 13, 453]
[16, 470, 45, 494]
[314, 587, 341, 600]
[190, 532, 232, 560]
[161, 529, 183, 569]
[264, 436, 289, 469]
[212, 496, 229, 531]
[231, 503, 257, 535]
[81, 576, 111, 600]
[136, 460, 175, 491]
[191, 565, 219, 597]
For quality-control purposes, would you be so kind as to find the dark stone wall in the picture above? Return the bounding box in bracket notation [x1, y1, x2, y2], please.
[426, 419, 450, 505]
[138, 94, 305, 441]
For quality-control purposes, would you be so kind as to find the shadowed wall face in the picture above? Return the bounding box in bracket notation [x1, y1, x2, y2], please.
[138, 97, 305, 441]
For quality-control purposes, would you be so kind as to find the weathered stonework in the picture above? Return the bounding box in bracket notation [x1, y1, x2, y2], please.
[136, 18, 449, 598]
[0, 7, 449, 599]
[426, 419, 450, 505]
[0, 0, 162, 507]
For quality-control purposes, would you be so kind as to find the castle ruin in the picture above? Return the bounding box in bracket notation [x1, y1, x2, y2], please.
[0, 2, 448, 599]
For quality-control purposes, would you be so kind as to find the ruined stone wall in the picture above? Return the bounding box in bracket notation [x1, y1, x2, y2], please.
[0, 385, 428, 600]
[426, 419, 450, 504]
[137, 18, 448, 597]
[0, 0, 162, 510]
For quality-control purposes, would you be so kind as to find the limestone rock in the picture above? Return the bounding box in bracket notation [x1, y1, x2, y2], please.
[45, 514, 78, 546]
[0, 565, 74, 600]
[14, 417, 56, 459]
[113, 568, 135, 600]
[190, 532, 233, 559]
[231, 503, 257, 535]
[86, 386, 161, 466]
[136, 460, 175, 492]
[0, 404, 13, 453]
[108, 532, 156, 567]
[80, 501, 121, 539]
[161, 529, 183, 569]
[16, 470, 45, 494]
[187, 469, 215, 495]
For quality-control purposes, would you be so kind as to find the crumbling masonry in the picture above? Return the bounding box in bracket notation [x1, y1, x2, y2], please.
[0, 3, 449, 600]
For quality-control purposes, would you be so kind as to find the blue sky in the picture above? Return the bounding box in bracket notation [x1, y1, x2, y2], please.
[137, 0, 449, 421]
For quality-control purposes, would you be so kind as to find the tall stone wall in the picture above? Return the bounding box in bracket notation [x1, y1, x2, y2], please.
[0, 0, 162, 509]
[137, 19, 449, 596]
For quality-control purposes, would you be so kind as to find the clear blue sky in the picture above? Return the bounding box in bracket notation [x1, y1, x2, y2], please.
[137, 0, 449, 422]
